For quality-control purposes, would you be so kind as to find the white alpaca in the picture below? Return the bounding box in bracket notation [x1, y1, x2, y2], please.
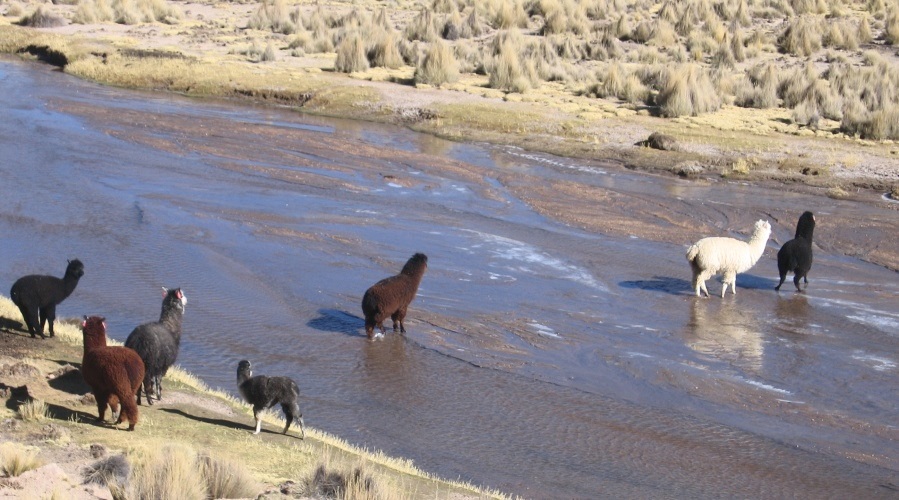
[686, 220, 772, 298]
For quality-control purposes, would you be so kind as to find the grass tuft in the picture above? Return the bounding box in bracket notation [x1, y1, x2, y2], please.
[414, 39, 459, 87]
[17, 399, 49, 423]
[335, 33, 370, 73]
[0, 442, 42, 477]
[19, 5, 67, 27]
[656, 64, 721, 117]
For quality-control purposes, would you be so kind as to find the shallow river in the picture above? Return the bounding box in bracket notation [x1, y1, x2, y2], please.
[1, 58, 897, 498]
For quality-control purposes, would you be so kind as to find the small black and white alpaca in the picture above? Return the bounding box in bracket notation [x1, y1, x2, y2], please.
[236, 360, 305, 438]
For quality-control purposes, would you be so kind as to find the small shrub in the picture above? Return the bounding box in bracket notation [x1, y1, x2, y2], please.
[200, 454, 261, 500]
[414, 40, 459, 86]
[84, 454, 130, 487]
[261, 42, 277, 62]
[368, 30, 403, 69]
[305, 463, 376, 499]
[0, 442, 42, 477]
[488, 34, 536, 92]
[492, 0, 527, 29]
[19, 5, 67, 27]
[17, 399, 48, 423]
[779, 15, 823, 56]
[887, 9, 899, 45]
[334, 33, 369, 73]
[248, 0, 295, 34]
[656, 64, 721, 117]
[404, 8, 438, 42]
[127, 445, 205, 500]
[459, 7, 486, 38]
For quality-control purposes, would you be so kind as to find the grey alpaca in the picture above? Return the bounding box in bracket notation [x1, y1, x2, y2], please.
[236, 360, 305, 438]
[361, 253, 428, 339]
[10, 259, 84, 338]
[125, 287, 187, 405]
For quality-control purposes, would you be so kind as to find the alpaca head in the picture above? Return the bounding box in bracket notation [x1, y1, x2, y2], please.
[753, 219, 772, 239]
[161, 287, 187, 312]
[401, 253, 428, 277]
[237, 360, 252, 384]
[66, 259, 85, 279]
[797, 211, 815, 238]
[81, 315, 106, 350]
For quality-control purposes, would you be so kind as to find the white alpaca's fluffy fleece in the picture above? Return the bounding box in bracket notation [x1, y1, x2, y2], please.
[686, 219, 772, 297]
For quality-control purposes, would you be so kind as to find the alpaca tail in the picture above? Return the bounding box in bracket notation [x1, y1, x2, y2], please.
[686, 244, 700, 263]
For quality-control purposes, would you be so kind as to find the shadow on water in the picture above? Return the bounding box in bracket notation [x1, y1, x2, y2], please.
[307, 308, 365, 337]
[737, 273, 777, 291]
[618, 276, 691, 295]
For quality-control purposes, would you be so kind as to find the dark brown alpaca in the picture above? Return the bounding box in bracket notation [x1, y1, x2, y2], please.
[81, 316, 145, 431]
[361, 253, 428, 339]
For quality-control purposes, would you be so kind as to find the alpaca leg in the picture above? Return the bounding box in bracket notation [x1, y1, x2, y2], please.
[109, 395, 121, 423]
[253, 407, 263, 434]
[396, 307, 408, 333]
[281, 402, 302, 436]
[23, 306, 42, 338]
[155, 375, 162, 401]
[775, 271, 787, 291]
[120, 395, 139, 431]
[391, 311, 400, 332]
[695, 271, 711, 298]
[722, 272, 736, 297]
[41, 306, 57, 337]
[793, 274, 803, 292]
[95, 392, 110, 423]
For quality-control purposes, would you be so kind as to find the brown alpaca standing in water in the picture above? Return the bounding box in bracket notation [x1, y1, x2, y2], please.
[361, 253, 428, 339]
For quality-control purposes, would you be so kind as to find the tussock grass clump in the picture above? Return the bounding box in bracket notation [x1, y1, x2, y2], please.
[248, 0, 295, 35]
[886, 9, 899, 44]
[404, 8, 439, 42]
[490, 0, 527, 29]
[19, 5, 67, 27]
[849, 109, 899, 140]
[112, 0, 182, 25]
[778, 15, 822, 56]
[736, 62, 779, 108]
[656, 64, 721, 117]
[459, 7, 486, 38]
[368, 30, 404, 69]
[334, 33, 369, 73]
[84, 454, 130, 487]
[72, 0, 114, 24]
[488, 30, 538, 92]
[199, 453, 262, 500]
[127, 444, 206, 499]
[587, 62, 648, 102]
[304, 462, 376, 499]
[0, 442, 42, 477]
[414, 39, 459, 86]
[823, 18, 859, 50]
[17, 399, 49, 422]
[779, 63, 818, 108]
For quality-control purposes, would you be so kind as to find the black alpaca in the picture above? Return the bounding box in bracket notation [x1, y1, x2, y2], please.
[775, 211, 816, 292]
[10, 259, 85, 338]
[361, 253, 428, 339]
[124, 287, 187, 405]
[236, 360, 305, 438]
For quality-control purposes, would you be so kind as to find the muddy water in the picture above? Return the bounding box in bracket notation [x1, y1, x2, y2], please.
[1, 58, 897, 498]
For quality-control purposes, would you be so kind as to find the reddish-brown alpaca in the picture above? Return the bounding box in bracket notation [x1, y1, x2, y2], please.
[81, 316, 145, 431]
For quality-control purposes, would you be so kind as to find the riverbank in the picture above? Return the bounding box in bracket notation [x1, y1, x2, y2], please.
[1, 2, 898, 195]
[0, 295, 501, 499]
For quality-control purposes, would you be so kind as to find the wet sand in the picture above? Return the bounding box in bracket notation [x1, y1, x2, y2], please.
[1, 58, 897, 497]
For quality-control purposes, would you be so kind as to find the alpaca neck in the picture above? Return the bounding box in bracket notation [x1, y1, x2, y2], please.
[798, 226, 814, 242]
[747, 232, 769, 264]
[160, 307, 183, 331]
[62, 274, 81, 298]
[82, 333, 106, 353]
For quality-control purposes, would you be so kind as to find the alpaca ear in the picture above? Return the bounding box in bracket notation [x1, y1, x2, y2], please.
[175, 289, 183, 300]
[82, 315, 88, 328]
[162, 287, 168, 297]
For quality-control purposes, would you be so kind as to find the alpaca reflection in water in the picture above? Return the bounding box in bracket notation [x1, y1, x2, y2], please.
[684, 299, 764, 373]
